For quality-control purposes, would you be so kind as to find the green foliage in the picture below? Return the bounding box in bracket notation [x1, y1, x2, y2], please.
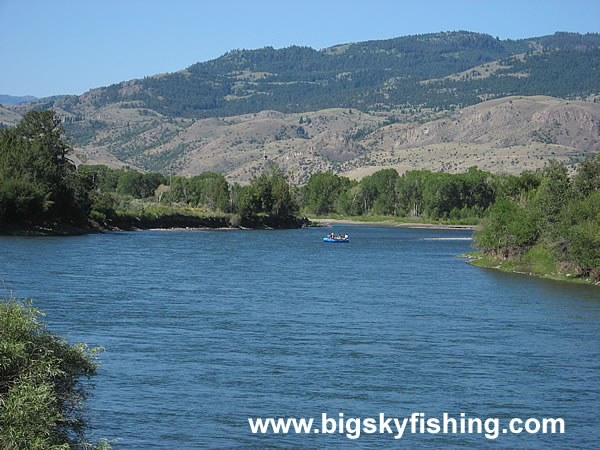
[495, 170, 541, 200]
[337, 186, 361, 216]
[0, 178, 49, 223]
[301, 167, 498, 220]
[531, 160, 570, 235]
[302, 172, 352, 215]
[186, 172, 230, 211]
[235, 184, 259, 218]
[475, 197, 539, 254]
[395, 167, 497, 220]
[78, 165, 126, 193]
[236, 165, 298, 218]
[397, 170, 430, 216]
[475, 159, 600, 280]
[559, 192, 600, 275]
[0, 110, 91, 225]
[117, 170, 166, 199]
[363, 169, 399, 215]
[0, 297, 102, 449]
[572, 153, 600, 198]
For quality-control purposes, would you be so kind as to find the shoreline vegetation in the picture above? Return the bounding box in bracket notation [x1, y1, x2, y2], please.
[460, 251, 600, 287]
[472, 156, 600, 286]
[0, 296, 106, 448]
[0, 216, 311, 236]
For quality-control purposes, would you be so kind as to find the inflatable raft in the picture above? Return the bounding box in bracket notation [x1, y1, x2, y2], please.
[323, 237, 349, 243]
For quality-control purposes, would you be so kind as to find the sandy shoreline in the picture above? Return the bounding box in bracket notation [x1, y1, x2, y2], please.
[309, 218, 477, 230]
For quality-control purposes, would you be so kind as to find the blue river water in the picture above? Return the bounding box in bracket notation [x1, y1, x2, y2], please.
[1, 225, 599, 447]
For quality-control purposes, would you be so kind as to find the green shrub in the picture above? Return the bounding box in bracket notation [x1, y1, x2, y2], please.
[0, 297, 103, 449]
[0, 178, 49, 224]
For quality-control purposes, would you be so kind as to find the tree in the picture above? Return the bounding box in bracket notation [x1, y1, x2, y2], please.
[235, 185, 259, 218]
[495, 170, 541, 201]
[530, 160, 570, 236]
[0, 178, 48, 223]
[559, 191, 600, 276]
[187, 172, 230, 211]
[423, 173, 463, 219]
[0, 297, 102, 448]
[369, 168, 399, 215]
[0, 110, 87, 224]
[117, 171, 165, 199]
[474, 197, 539, 256]
[302, 172, 346, 215]
[459, 166, 496, 210]
[475, 158, 600, 279]
[572, 153, 600, 198]
[397, 170, 430, 217]
[271, 175, 296, 217]
[236, 166, 298, 218]
[14, 110, 70, 165]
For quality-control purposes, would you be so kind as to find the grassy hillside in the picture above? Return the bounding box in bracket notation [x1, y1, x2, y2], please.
[56, 96, 598, 184]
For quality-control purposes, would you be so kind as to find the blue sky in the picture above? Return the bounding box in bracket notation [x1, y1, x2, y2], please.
[1, 0, 598, 98]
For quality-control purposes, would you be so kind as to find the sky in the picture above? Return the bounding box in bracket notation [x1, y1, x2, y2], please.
[1, 0, 599, 98]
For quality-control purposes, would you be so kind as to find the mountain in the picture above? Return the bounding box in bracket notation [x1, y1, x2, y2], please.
[0, 95, 37, 105]
[2, 31, 600, 183]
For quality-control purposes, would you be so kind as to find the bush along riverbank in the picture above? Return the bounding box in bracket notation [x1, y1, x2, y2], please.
[0, 297, 107, 448]
[470, 156, 600, 286]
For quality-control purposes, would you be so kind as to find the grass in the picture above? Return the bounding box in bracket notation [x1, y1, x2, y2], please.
[460, 245, 599, 286]
[309, 214, 480, 226]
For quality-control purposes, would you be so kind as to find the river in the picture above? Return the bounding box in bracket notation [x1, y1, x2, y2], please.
[1, 225, 599, 447]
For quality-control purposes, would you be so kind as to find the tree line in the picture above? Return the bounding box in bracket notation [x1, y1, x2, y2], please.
[301, 158, 600, 279]
[300, 166, 497, 221]
[0, 111, 299, 228]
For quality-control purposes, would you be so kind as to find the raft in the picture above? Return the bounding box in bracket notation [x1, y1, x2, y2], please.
[323, 237, 349, 243]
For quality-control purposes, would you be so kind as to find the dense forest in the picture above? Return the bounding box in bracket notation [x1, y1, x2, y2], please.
[98, 32, 600, 117]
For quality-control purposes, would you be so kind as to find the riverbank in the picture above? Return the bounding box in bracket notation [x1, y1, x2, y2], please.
[0, 215, 311, 236]
[461, 250, 600, 287]
[309, 216, 477, 230]
[0, 223, 100, 236]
